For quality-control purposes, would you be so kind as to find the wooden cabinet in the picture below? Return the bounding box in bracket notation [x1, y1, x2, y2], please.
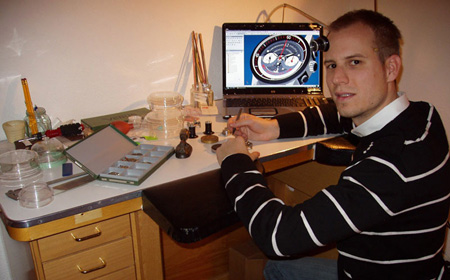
[30, 214, 138, 280]
[4, 198, 163, 280]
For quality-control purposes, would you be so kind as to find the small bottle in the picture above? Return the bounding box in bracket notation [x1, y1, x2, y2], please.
[24, 107, 52, 137]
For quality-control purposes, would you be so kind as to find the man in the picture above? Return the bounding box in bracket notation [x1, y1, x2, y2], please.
[216, 10, 450, 279]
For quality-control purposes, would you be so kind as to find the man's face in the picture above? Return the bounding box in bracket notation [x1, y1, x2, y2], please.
[324, 23, 397, 126]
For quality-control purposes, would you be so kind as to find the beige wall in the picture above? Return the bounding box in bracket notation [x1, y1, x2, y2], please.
[378, 0, 450, 136]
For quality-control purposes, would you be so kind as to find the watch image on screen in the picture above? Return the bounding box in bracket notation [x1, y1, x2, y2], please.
[250, 34, 318, 85]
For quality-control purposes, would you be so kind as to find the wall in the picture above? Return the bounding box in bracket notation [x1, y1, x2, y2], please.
[378, 0, 450, 136]
[1, 0, 449, 278]
[0, 0, 373, 138]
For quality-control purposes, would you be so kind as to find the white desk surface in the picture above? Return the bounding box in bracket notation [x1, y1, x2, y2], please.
[0, 114, 330, 227]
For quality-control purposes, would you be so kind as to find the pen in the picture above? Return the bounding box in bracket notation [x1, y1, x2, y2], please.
[232, 108, 243, 135]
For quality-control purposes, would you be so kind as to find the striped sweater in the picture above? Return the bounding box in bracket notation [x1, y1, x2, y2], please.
[220, 94, 450, 279]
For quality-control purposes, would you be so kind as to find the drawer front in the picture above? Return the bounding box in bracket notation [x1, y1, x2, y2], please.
[38, 215, 131, 261]
[93, 266, 136, 280]
[43, 236, 135, 280]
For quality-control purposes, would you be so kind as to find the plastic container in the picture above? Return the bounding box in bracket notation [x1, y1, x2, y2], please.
[18, 182, 54, 208]
[144, 92, 184, 139]
[31, 137, 67, 169]
[0, 150, 43, 188]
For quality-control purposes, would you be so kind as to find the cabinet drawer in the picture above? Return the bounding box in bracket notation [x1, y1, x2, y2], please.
[94, 265, 136, 280]
[38, 215, 131, 261]
[43, 236, 135, 280]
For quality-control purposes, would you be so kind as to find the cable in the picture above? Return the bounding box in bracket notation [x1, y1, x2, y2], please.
[264, 3, 329, 30]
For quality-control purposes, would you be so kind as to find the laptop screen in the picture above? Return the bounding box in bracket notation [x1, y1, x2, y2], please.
[222, 23, 324, 96]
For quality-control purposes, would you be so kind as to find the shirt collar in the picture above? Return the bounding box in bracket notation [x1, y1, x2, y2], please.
[352, 92, 410, 137]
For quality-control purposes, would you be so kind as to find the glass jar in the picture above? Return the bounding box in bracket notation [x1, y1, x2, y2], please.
[190, 83, 214, 108]
[24, 107, 52, 137]
[144, 92, 184, 139]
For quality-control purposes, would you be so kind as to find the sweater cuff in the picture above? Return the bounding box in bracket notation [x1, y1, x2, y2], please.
[221, 153, 257, 182]
[274, 112, 305, 138]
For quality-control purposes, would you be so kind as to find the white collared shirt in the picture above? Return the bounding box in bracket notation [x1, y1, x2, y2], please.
[352, 92, 410, 137]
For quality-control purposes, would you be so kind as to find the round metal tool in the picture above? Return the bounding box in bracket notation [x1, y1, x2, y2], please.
[201, 134, 219, 144]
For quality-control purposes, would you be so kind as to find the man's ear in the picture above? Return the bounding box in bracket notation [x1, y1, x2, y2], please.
[385, 54, 402, 82]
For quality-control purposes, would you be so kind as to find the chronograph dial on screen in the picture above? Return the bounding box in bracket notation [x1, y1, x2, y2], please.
[250, 34, 312, 84]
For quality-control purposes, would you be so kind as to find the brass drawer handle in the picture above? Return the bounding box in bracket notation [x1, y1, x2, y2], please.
[77, 257, 106, 274]
[71, 227, 102, 242]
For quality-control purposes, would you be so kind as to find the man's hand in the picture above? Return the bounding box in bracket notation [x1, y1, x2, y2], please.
[216, 136, 260, 165]
[228, 113, 280, 141]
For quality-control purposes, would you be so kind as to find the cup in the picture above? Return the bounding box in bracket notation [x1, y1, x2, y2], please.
[2, 120, 26, 143]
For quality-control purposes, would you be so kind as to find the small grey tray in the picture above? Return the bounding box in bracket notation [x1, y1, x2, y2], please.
[64, 125, 174, 185]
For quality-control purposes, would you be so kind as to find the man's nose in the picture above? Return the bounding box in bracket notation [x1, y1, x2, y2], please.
[332, 66, 349, 85]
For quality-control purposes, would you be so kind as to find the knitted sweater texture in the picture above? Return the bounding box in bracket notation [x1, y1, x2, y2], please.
[220, 95, 450, 279]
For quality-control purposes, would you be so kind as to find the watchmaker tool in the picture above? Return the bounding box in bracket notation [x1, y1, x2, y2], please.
[51, 173, 95, 194]
[188, 123, 198, 138]
[232, 108, 243, 135]
[201, 134, 219, 144]
[45, 123, 85, 138]
[175, 128, 193, 159]
[211, 143, 222, 153]
[221, 127, 231, 136]
[203, 121, 214, 135]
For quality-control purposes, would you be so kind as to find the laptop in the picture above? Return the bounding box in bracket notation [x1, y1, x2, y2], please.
[222, 22, 331, 118]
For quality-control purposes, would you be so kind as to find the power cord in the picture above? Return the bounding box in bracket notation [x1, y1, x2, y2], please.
[264, 3, 329, 30]
[264, 1, 379, 29]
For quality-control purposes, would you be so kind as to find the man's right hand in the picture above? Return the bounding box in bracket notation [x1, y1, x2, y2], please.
[227, 113, 280, 141]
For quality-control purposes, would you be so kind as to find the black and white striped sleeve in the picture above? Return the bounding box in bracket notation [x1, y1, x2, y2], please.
[274, 103, 352, 138]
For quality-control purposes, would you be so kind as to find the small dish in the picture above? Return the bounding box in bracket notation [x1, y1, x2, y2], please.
[0, 150, 42, 188]
[18, 182, 54, 208]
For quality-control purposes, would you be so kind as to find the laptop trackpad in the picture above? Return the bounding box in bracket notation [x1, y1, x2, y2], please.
[249, 108, 278, 117]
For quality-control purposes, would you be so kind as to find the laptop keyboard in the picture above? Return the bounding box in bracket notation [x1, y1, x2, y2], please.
[225, 97, 329, 108]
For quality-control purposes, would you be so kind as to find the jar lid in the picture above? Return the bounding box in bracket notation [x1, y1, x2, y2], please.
[147, 92, 183, 108]
[26, 107, 46, 116]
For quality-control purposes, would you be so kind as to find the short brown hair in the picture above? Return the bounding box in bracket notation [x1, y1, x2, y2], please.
[328, 9, 402, 62]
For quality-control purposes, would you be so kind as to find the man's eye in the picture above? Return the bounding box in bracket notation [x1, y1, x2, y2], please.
[350, 60, 361, 66]
[326, 64, 336, 69]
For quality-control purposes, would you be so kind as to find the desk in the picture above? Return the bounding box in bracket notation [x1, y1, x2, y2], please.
[0, 114, 349, 279]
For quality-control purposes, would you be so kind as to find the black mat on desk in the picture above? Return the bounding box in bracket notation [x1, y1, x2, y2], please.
[142, 169, 239, 243]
